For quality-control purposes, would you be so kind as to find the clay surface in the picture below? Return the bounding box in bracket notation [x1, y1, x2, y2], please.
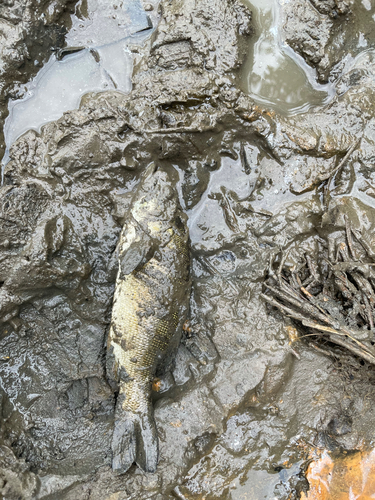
[2, 0, 375, 499]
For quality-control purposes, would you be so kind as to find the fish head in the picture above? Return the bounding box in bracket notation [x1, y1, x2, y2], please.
[132, 164, 178, 224]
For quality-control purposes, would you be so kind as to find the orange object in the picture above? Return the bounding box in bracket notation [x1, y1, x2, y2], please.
[152, 378, 162, 392]
[302, 449, 375, 500]
[183, 321, 192, 334]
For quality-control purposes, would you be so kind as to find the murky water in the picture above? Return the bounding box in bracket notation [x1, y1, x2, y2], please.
[188, 143, 313, 251]
[4, 46, 132, 150]
[5, 0, 373, 158]
[3, 0, 375, 498]
[188, 150, 255, 249]
[241, 0, 335, 115]
[2, 0, 153, 169]
[66, 0, 151, 47]
[347, 0, 375, 52]
[231, 462, 303, 499]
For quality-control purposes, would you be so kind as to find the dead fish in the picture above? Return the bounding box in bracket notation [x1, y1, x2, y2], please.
[107, 163, 191, 474]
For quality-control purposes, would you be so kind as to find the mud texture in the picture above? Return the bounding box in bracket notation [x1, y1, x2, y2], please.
[0, 0, 79, 160]
[280, 0, 350, 82]
[2, 0, 375, 499]
[281, 0, 375, 83]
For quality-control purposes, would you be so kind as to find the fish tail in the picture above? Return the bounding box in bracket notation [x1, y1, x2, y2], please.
[112, 395, 158, 474]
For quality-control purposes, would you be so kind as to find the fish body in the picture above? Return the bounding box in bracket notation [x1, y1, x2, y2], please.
[107, 164, 190, 474]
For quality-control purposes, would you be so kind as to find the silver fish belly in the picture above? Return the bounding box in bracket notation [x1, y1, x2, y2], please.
[107, 164, 190, 474]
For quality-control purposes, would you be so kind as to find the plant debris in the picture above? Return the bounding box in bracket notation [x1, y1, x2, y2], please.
[262, 217, 375, 365]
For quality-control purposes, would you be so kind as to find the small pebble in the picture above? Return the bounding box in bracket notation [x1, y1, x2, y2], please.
[144, 3, 153, 11]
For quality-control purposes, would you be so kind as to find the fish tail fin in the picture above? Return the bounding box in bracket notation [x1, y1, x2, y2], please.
[112, 396, 158, 474]
[112, 415, 137, 474]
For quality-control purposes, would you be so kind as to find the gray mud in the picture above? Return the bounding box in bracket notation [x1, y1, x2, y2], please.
[1, 0, 375, 499]
[240, 0, 335, 114]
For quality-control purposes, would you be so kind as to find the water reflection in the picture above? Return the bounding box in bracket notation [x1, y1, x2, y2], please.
[4, 44, 132, 149]
[2, 0, 154, 173]
[231, 462, 303, 499]
[66, 0, 151, 47]
[241, 0, 334, 115]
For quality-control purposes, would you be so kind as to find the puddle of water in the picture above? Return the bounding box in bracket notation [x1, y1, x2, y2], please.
[241, 0, 335, 115]
[187, 145, 313, 249]
[2, 0, 154, 177]
[4, 45, 132, 150]
[187, 149, 257, 247]
[66, 0, 151, 47]
[350, 0, 375, 52]
[230, 462, 303, 499]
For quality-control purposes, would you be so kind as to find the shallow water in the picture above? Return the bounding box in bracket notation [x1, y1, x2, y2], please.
[241, 0, 335, 115]
[346, 0, 375, 53]
[66, 0, 151, 47]
[2, 0, 153, 168]
[231, 462, 303, 499]
[188, 144, 313, 250]
[3, 0, 375, 498]
[4, 45, 132, 150]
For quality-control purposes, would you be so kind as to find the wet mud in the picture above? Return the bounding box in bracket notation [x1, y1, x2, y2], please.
[2, 0, 375, 499]
[241, 0, 335, 114]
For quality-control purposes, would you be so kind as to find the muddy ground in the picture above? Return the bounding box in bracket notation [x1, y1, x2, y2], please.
[1, 0, 375, 498]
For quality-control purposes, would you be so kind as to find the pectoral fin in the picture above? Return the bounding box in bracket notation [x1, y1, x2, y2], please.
[117, 221, 155, 277]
